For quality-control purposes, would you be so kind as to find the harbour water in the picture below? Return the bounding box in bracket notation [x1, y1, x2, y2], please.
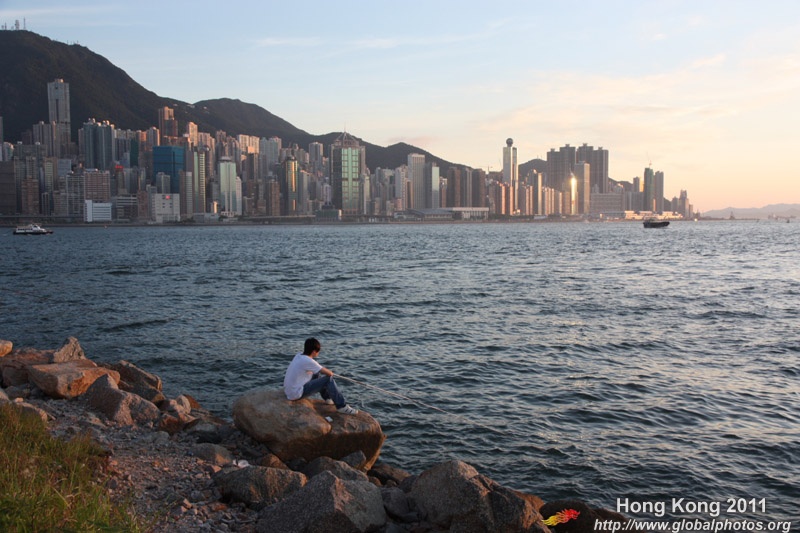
[1, 221, 798, 522]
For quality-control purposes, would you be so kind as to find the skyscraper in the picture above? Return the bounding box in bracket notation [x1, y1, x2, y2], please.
[407, 153, 426, 210]
[158, 107, 178, 145]
[503, 139, 518, 214]
[576, 143, 609, 194]
[643, 167, 655, 212]
[152, 145, 185, 194]
[80, 119, 115, 171]
[330, 132, 365, 216]
[47, 79, 71, 153]
[219, 157, 241, 215]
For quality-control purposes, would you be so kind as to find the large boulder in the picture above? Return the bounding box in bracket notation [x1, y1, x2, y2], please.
[27, 359, 120, 399]
[256, 470, 386, 533]
[409, 460, 548, 533]
[232, 388, 385, 470]
[83, 374, 160, 426]
[213, 466, 307, 509]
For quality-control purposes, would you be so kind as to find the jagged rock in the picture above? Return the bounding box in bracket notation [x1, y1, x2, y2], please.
[194, 443, 234, 466]
[0, 339, 12, 357]
[369, 462, 412, 487]
[410, 460, 547, 533]
[340, 450, 368, 471]
[0, 348, 50, 387]
[381, 486, 418, 523]
[232, 388, 385, 470]
[27, 359, 120, 399]
[302, 456, 369, 482]
[50, 336, 86, 363]
[83, 374, 160, 426]
[105, 360, 166, 404]
[255, 470, 387, 533]
[213, 465, 307, 509]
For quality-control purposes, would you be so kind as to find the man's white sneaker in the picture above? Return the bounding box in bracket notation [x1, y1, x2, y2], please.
[337, 405, 358, 415]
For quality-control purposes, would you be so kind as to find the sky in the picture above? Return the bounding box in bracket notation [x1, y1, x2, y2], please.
[2, 0, 799, 212]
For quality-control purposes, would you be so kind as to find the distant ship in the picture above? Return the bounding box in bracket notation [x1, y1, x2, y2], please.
[643, 219, 669, 228]
[13, 223, 53, 235]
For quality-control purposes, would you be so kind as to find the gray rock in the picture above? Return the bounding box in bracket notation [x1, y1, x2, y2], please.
[194, 443, 234, 466]
[302, 456, 368, 482]
[213, 465, 307, 510]
[256, 470, 386, 533]
[409, 459, 546, 532]
[381, 486, 417, 523]
[50, 336, 86, 363]
[84, 374, 160, 426]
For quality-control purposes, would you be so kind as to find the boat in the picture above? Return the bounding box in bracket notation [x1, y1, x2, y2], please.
[12, 223, 53, 235]
[643, 218, 669, 228]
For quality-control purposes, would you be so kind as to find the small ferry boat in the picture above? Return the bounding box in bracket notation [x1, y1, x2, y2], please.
[12, 223, 53, 235]
[643, 218, 669, 228]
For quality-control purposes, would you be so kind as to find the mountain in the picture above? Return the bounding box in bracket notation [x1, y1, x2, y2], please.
[0, 30, 453, 171]
[701, 204, 800, 219]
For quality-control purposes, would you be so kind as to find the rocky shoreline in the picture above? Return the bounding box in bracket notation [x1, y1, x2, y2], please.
[0, 337, 636, 533]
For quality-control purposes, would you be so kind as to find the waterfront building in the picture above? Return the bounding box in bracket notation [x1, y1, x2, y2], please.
[218, 157, 241, 216]
[330, 132, 365, 216]
[503, 138, 518, 214]
[407, 153, 426, 211]
[643, 167, 655, 212]
[654, 171, 665, 214]
[84, 200, 112, 222]
[281, 156, 299, 215]
[573, 162, 590, 215]
[424, 162, 440, 209]
[85, 169, 111, 202]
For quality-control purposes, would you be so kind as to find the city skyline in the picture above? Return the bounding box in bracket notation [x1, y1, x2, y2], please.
[1, 1, 799, 211]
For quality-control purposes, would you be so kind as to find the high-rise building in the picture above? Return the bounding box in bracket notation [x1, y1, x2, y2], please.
[158, 107, 178, 145]
[546, 144, 576, 191]
[219, 157, 241, 216]
[654, 171, 665, 214]
[152, 145, 185, 195]
[407, 153, 426, 210]
[503, 139, 518, 214]
[47, 79, 71, 153]
[424, 162, 440, 209]
[643, 167, 655, 212]
[576, 144, 609, 194]
[330, 132, 365, 216]
[281, 157, 299, 215]
[573, 162, 590, 215]
[80, 119, 115, 171]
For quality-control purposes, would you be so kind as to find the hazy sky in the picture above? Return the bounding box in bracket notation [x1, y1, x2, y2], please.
[2, 0, 799, 211]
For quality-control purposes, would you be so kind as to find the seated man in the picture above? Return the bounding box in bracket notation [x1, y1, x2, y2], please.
[283, 337, 358, 415]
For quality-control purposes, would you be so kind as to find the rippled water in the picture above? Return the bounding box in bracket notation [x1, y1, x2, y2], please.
[1, 221, 798, 521]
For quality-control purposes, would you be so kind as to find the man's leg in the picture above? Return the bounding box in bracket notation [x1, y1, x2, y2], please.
[302, 374, 346, 408]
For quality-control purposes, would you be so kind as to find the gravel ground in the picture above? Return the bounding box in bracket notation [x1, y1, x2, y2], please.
[36, 396, 263, 533]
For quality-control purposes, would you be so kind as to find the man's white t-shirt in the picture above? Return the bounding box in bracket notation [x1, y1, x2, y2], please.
[283, 353, 323, 400]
